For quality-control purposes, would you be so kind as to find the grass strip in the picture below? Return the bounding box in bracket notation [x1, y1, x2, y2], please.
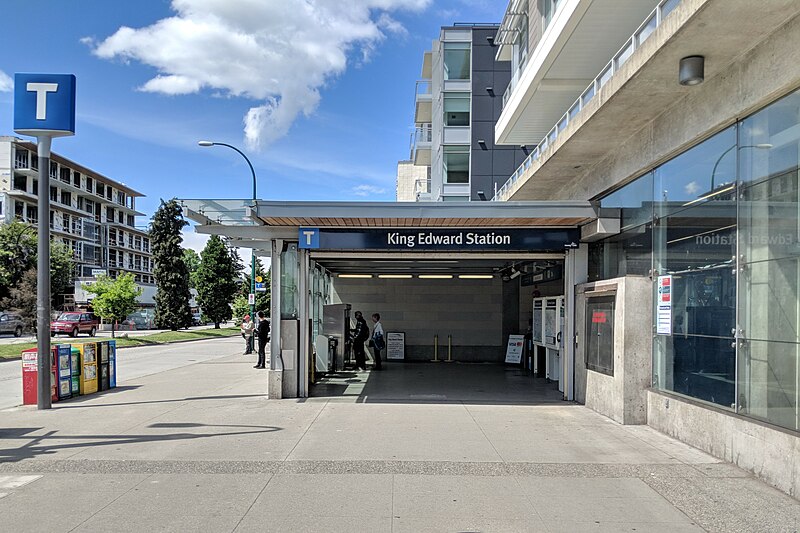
[0, 327, 239, 359]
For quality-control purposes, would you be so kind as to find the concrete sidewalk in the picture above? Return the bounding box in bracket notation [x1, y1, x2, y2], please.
[0, 344, 797, 532]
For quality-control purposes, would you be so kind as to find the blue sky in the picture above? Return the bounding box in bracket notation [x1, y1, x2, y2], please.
[0, 0, 505, 252]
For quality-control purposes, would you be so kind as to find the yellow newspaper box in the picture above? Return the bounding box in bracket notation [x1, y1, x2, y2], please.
[77, 343, 98, 395]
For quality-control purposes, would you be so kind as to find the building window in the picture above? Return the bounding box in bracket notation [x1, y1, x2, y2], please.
[60, 191, 71, 206]
[443, 145, 469, 184]
[653, 125, 737, 409]
[443, 42, 470, 80]
[72, 171, 80, 187]
[85, 176, 93, 192]
[737, 88, 800, 431]
[13, 175, 26, 192]
[586, 295, 615, 375]
[127, 214, 134, 227]
[542, 0, 562, 31]
[514, 14, 528, 75]
[443, 93, 470, 126]
[96, 182, 105, 197]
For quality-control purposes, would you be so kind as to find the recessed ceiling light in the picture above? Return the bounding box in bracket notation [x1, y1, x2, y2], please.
[419, 274, 453, 279]
[338, 274, 372, 278]
[459, 275, 493, 279]
[378, 274, 413, 279]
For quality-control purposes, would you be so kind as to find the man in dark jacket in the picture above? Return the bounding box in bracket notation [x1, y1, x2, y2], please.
[351, 311, 369, 371]
[255, 311, 270, 369]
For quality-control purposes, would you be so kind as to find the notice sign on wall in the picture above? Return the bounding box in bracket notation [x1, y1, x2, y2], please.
[386, 332, 405, 360]
[657, 275, 672, 335]
[505, 335, 525, 364]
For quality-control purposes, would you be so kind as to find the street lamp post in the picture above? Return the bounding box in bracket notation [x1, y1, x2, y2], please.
[710, 143, 772, 191]
[198, 141, 258, 319]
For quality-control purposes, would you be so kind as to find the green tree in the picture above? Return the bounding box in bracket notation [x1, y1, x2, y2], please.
[0, 222, 75, 329]
[239, 258, 271, 315]
[231, 294, 250, 322]
[183, 248, 201, 289]
[0, 221, 40, 300]
[196, 235, 240, 328]
[83, 273, 142, 338]
[151, 199, 192, 330]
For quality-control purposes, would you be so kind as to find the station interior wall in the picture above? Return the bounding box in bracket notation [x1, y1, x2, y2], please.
[330, 270, 566, 363]
[332, 276, 506, 362]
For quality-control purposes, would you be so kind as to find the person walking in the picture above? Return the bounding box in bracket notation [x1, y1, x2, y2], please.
[255, 311, 270, 369]
[240, 315, 254, 355]
[351, 311, 369, 371]
[370, 313, 384, 371]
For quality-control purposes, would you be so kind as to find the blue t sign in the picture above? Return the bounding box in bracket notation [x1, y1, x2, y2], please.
[298, 228, 320, 249]
[14, 73, 76, 137]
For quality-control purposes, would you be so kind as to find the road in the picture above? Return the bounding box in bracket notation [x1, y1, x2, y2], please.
[0, 336, 244, 411]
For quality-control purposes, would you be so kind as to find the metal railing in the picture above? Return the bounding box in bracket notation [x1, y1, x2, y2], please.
[494, 0, 681, 201]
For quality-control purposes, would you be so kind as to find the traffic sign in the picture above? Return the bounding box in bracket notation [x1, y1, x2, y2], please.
[255, 276, 262, 283]
[248, 293, 255, 305]
[255, 282, 266, 292]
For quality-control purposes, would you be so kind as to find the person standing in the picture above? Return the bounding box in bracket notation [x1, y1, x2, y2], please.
[240, 315, 254, 355]
[370, 313, 384, 371]
[255, 311, 270, 369]
[351, 311, 369, 371]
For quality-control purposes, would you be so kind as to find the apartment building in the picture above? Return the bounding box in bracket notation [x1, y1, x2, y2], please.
[493, 0, 800, 496]
[409, 24, 528, 202]
[0, 136, 155, 306]
[395, 160, 429, 201]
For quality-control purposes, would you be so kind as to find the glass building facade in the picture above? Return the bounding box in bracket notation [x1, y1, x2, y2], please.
[591, 88, 800, 432]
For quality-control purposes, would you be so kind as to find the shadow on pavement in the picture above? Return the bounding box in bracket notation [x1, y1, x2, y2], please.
[0, 423, 283, 462]
[53, 393, 266, 409]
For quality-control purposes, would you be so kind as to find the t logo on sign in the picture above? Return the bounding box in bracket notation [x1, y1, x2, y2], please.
[14, 73, 76, 137]
[298, 228, 320, 249]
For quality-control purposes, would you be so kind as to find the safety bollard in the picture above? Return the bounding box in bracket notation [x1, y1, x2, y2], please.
[444, 334, 454, 362]
[431, 334, 440, 362]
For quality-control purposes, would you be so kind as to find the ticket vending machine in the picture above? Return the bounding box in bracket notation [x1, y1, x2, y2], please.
[543, 297, 565, 390]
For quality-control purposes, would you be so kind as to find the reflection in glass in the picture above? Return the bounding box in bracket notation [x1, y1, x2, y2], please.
[738, 339, 799, 431]
[588, 223, 651, 281]
[653, 198, 736, 408]
[443, 42, 470, 80]
[655, 126, 736, 214]
[599, 172, 653, 229]
[443, 93, 470, 126]
[280, 244, 299, 319]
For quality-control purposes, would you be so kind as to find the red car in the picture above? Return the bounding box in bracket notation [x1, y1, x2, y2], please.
[51, 312, 100, 337]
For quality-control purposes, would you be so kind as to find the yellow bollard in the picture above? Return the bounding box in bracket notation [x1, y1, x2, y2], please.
[431, 334, 440, 362]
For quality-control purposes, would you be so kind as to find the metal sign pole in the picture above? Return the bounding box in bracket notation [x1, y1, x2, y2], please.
[36, 135, 52, 410]
[14, 72, 76, 410]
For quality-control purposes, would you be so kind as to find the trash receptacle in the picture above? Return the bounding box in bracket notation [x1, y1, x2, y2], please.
[21, 347, 58, 405]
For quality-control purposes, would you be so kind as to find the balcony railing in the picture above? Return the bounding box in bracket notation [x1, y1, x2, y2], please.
[494, 0, 681, 201]
[416, 79, 432, 95]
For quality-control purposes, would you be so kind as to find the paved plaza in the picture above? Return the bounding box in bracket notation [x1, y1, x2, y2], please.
[0, 337, 797, 532]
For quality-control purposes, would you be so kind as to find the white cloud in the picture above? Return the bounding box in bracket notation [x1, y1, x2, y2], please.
[0, 70, 12, 92]
[88, 0, 430, 150]
[352, 184, 386, 197]
[684, 181, 700, 196]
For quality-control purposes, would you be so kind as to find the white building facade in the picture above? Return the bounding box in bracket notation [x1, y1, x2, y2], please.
[0, 136, 156, 307]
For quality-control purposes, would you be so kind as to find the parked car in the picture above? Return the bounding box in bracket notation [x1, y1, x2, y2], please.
[51, 312, 100, 337]
[0, 312, 25, 337]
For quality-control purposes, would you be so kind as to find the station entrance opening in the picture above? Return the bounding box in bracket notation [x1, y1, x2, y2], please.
[180, 200, 602, 402]
[309, 253, 567, 402]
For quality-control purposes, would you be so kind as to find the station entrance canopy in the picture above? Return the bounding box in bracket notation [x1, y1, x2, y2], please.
[178, 199, 603, 251]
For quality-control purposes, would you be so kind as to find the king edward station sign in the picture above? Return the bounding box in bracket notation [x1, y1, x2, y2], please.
[299, 228, 579, 252]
